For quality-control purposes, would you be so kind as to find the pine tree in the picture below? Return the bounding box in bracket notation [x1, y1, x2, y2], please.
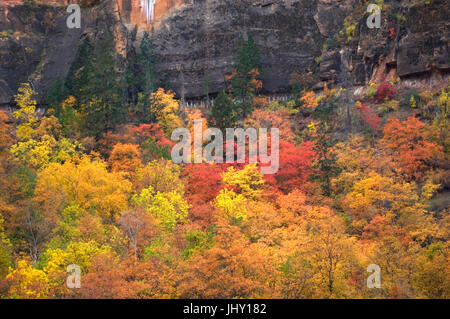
[230, 35, 262, 118]
[211, 90, 236, 131]
[65, 37, 93, 98]
[310, 97, 341, 196]
[138, 32, 161, 95]
[47, 77, 67, 116]
[132, 32, 163, 123]
[65, 32, 126, 137]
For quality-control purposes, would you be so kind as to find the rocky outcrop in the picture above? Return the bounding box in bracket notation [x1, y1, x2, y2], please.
[0, 0, 357, 104]
[0, 0, 448, 105]
[0, 0, 127, 105]
[146, 0, 356, 98]
[316, 0, 449, 88]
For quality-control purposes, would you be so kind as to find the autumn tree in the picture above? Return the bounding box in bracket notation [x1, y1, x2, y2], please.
[0, 215, 11, 280]
[281, 207, 358, 298]
[132, 187, 190, 232]
[273, 141, 316, 194]
[149, 88, 184, 135]
[229, 36, 262, 118]
[222, 164, 265, 200]
[4, 259, 49, 299]
[135, 159, 184, 194]
[34, 156, 132, 222]
[176, 223, 278, 298]
[119, 207, 157, 259]
[108, 143, 142, 179]
[342, 171, 431, 238]
[356, 102, 381, 137]
[381, 116, 443, 180]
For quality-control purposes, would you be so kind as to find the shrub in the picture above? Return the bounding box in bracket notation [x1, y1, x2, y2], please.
[376, 83, 395, 103]
[367, 83, 377, 99]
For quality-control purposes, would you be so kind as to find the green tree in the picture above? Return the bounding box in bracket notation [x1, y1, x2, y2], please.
[132, 32, 162, 123]
[230, 35, 262, 118]
[210, 90, 236, 130]
[47, 77, 67, 116]
[310, 97, 341, 196]
[65, 33, 126, 137]
[138, 32, 161, 95]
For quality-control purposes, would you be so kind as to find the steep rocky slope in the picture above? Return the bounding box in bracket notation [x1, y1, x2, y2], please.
[0, 0, 448, 105]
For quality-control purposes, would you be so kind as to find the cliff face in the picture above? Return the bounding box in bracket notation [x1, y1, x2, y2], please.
[147, 0, 353, 98]
[0, 0, 448, 105]
[316, 0, 449, 89]
[0, 0, 126, 105]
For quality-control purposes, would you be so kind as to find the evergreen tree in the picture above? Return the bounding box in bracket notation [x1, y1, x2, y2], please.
[65, 37, 93, 98]
[310, 97, 341, 196]
[138, 32, 161, 95]
[203, 73, 211, 107]
[46, 77, 67, 116]
[210, 90, 236, 131]
[64, 32, 126, 137]
[230, 35, 262, 118]
[132, 32, 163, 123]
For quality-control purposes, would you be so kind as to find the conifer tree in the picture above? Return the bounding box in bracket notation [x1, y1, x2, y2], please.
[230, 35, 262, 118]
[211, 90, 236, 131]
[65, 32, 126, 137]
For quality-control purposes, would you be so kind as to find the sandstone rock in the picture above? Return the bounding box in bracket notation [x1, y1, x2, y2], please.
[0, 0, 447, 106]
[316, 0, 449, 87]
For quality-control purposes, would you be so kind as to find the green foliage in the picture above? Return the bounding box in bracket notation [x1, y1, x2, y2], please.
[138, 32, 161, 95]
[0, 215, 12, 279]
[129, 32, 163, 122]
[230, 35, 262, 118]
[132, 187, 190, 231]
[141, 136, 171, 161]
[210, 90, 236, 130]
[310, 97, 341, 196]
[47, 77, 67, 115]
[65, 33, 126, 137]
[182, 228, 215, 258]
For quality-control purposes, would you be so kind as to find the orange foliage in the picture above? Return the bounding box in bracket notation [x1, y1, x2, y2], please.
[300, 91, 318, 109]
[108, 143, 142, 178]
[381, 116, 443, 180]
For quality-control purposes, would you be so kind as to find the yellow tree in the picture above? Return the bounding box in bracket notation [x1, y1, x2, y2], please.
[342, 171, 431, 237]
[108, 143, 143, 179]
[135, 159, 184, 194]
[4, 259, 49, 299]
[214, 188, 247, 222]
[222, 164, 265, 200]
[11, 84, 82, 169]
[413, 242, 450, 298]
[34, 156, 132, 222]
[132, 187, 190, 232]
[282, 207, 358, 298]
[149, 88, 183, 135]
[12, 83, 38, 141]
[0, 214, 11, 280]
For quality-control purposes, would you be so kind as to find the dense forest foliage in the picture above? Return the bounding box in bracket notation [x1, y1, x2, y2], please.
[0, 31, 449, 299]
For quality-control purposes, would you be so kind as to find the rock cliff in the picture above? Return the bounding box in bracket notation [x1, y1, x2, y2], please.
[0, 0, 448, 105]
